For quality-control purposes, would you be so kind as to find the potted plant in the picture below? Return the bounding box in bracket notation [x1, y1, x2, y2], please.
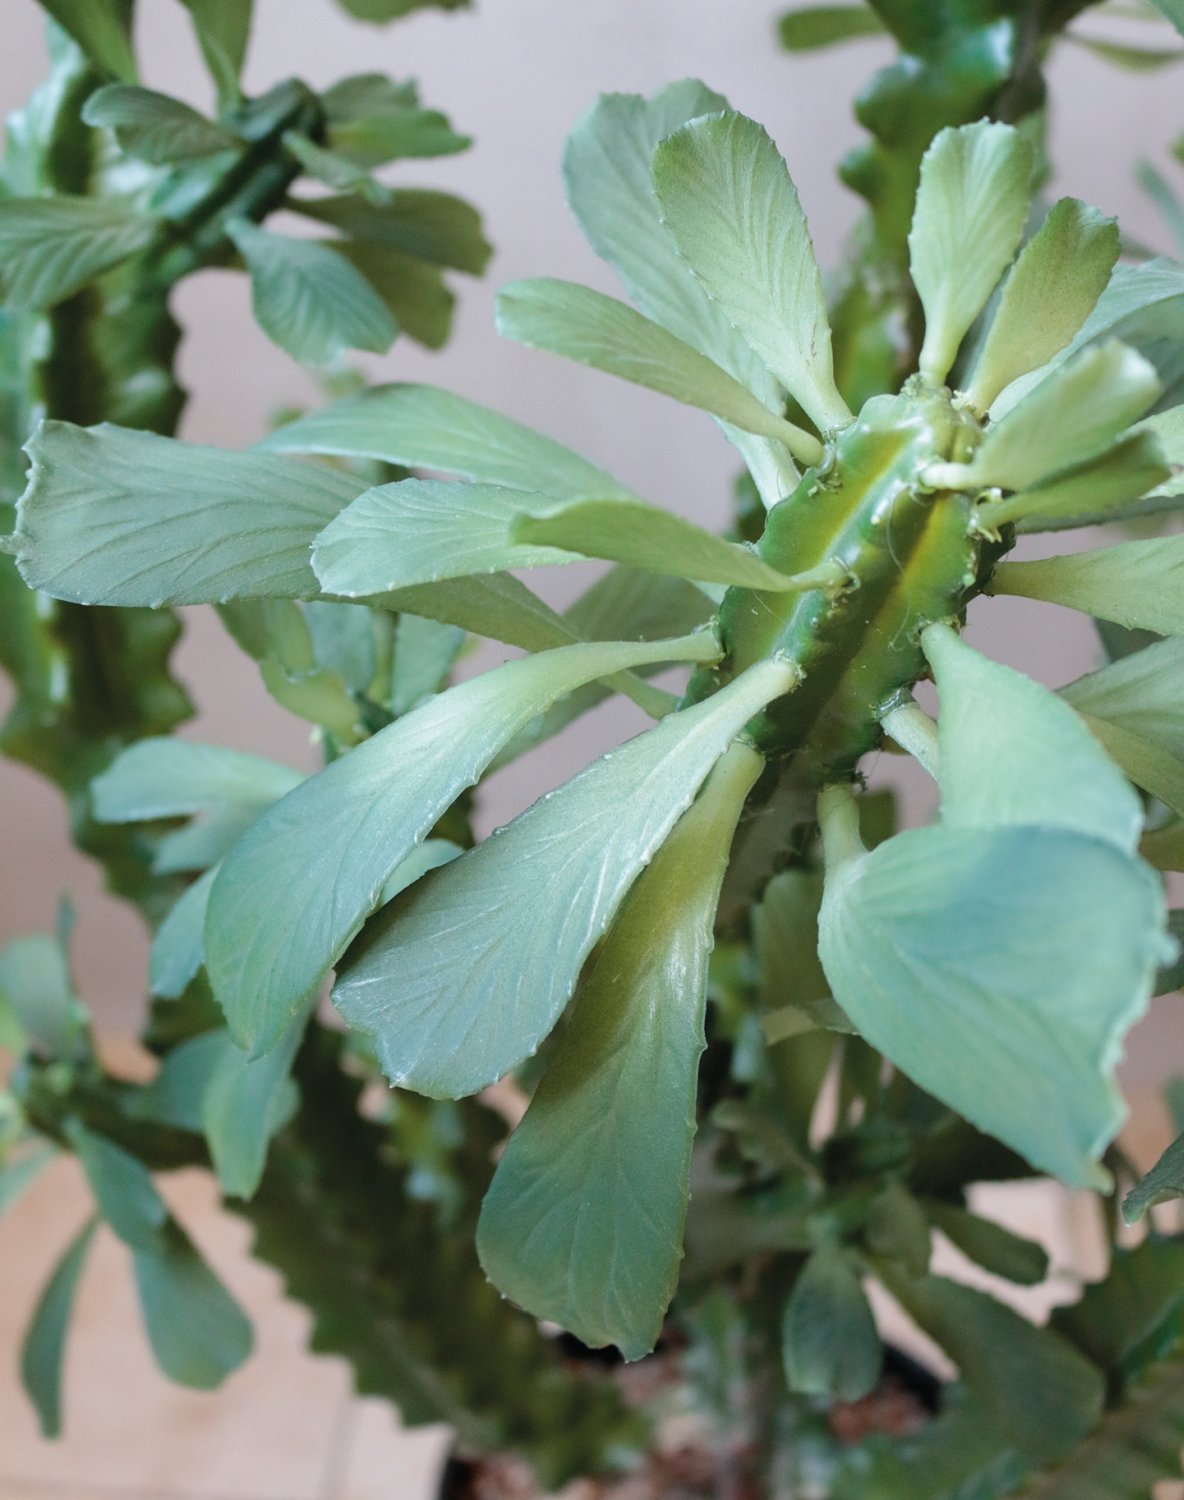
[4, 2, 1184, 1496]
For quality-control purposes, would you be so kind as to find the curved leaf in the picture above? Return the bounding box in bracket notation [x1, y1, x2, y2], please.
[178, 0, 253, 105]
[989, 431, 1172, 533]
[778, 5, 885, 50]
[991, 534, 1184, 636]
[332, 659, 794, 1097]
[132, 1221, 252, 1389]
[289, 189, 490, 273]
[81, 84, 238, 163]
[20, 1217, 99, 1438]
[476, 744, 760, 1360]
[150, 866, 218, 999]
[38, 0, 136, 80]
[91, 739, 302, 822]
[0, 196, 157, 310]
[64, 1119, 166, 1251]
[783, 1247, 881, 1400]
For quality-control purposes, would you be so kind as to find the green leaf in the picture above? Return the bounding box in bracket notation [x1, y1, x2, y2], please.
[876, 1265, 1105, 1463]
[289, 189, 490, 273]
[15, 421, 362, 606]
[1054, 1238, 1184, 1383]
[1123, 1132, 1184, 1222]
[92, 738, 301, 821]
[390, 614, 464, 713]
[1143, 819, 1184, 871]
[778, 5, 885, 50]
[132, 1220, 252, 1388]
[0, 935, 87, 1060]
[82, 85, 239, 164]
[151, 866, 218, 999]
[20, 1217, 99, 1438]
[313, 480, 800, 595]
[202, 1012, 306, 1200]
[1139, 162, 1184, 258]
[1134, 402, 1184, 493]
[333, 0, 470, 19]
[332, 659, 793, 1097]
[652, 110, 849, 433]
[783, 1247, 881, 1400]
[1147, 0, 1184, 34]
[476, 744, 760, 1359]
[909, 122, 1033, 384]
[496, 278, 818, 458]
[38, 0, 136, 80]
[924, 1201, 1049, 1285]
[177, 0, 253, 105]
[257, 382, 633, 499]
[281, 131, 389, 202]
[226, 219, 396, 363]
[923, 623, 1143, 852]
[818, 818, 1167, 1186]
[964, 341, 1161, 493]
[0, 1146, 55, 1217]
[992, 431, 1173, 533]
[206, 634, 722, 1055]
[1070, 33, 1184, 69]
[124, 1031, 227, 1133]
[564, 84, 801, 506]
[966, 200, 1121, 412]
[330, 240, 453, 349]
[991, 533, 1184, 636]
[326, 109, 469, 167]
[0, 196, 157, 310]
[64, 1119, 166, 1251]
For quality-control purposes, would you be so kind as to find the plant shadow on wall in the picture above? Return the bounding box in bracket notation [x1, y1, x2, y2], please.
[6, 2, 1184, 1498]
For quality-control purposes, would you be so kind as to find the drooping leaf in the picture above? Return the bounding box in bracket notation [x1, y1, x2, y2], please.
[64, 1119, 166, 1251]
[818, 816, 1167, 1187]
[496, 278, 818, 456]
[991, 534, 1184, 636]
[178, 0, 253, 105]
[332, 659, 794, 1097]
[782, 1247, 882, 1401]
[0, 197, 157, 310]
[81, 85, 239, 164]
[202, 1012, 307, 1200]
[1123, 1132, 1184, 1222]
[20, 1217, 99, 1438]
[909, 122, 1033, 384]
[922, 623, 1143, 851]
[0, 935, 87, 1060]
[38, 0, 136, 80]
[964, 341, 1161, 493]
[333, 0, 470, 20]
[207, 633, 722, 1055]
[652, 110, 849, 432]
[151, 866, 219, 999]
[226, 218, 396, 363]
[989, 431, 1172, 533]
[14, 421, 362, 606]
[257, 382, 632, 499]
[290, 189, 491, 273]
[132, 1221, 252, 1388]
[92, 738, 302, 822]
[778, 5, 885, 50]
[924, 1200, 1049, 1285]
[329, 241, 454, 349]
[476, 745, 760, 1360]
[966, 199, 1120, 412]
[313, 479, 801, 595]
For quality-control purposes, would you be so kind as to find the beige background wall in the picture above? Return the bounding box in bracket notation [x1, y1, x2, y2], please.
[1, 0, 1181, 1078]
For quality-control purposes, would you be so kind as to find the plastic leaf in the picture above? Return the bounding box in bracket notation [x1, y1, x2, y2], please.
[1123, 1131, 1184, 1223]
[64, 1119, 166, 1251]
[652, 110, 849, 432]
[257, 382, 633, 500]
[923, 623, 1143, 851]
[313, 479, 800, 594]
[207, 634, 722, 1055]
[782, 1247, 882, 1400]
[332, 658, 794, 1097]
[496, 278, 817, 455]
[966, 199, 1120, 412]
[476, 745, 760, 1360]
[0, 196, 157, 310]
[992, 534, 1184, 636]
[20, 1217, 99, 1438]
[778, 5, 886, 50]
[92, 739, 301, 822]
[38, 0, 136, 80]
[14, 422, 362, 606]
[909, 122, 1033, 384]
[132, 1221, 252, 1388]
[81, 84, 238, 163]
[226, 218, 396, 363]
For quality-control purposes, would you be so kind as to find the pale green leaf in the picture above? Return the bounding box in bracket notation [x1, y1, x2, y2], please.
[1061, 636, 1184, 776]
[1148, 0, 1184, 35]
[150, 867, 218, 999]
[1072, 34, 1184, 69]
[132, 1221, 252, 1388]
[925, 1201, 1049, 1285]
[997, 432, 1173, 533]
[1123, 1131, 1184, 1222]
[909, 122, 1033, 384]
[206, 634, 723, 1055]
[226, 218, 396, 363]
[783, 1247, 881, 1400]
[92, 738, 301, 822]
[333, 0, 470, 19]
[390, 613, 465, 713]
[281, 131, 389, 201]
[1135, 403, 1184, 495]
[64, 1119, 166, 1251]
[0, 196, 157, 310]
[991, 534, 1184, 636]
[81, 85, 238, 164]
[1138, 161, 1184, 258]
[778, 5, 886, 49]
[923, 623, 1143, 851]
[819, 818, 1167, 1186]
[476, 744, 760, 1359]
[329, 241, 453, 349]
[1083, 715, 1184, 820]
[965, 341, 1161, 492]
[564, 84, 801, 506]
[564, 566, 714, 642]
[496, 278, 818, 458]
[0, 936, 86, 1060]
[289, 189, 490, 273]
[967, 199, 1120, 412]
[20, 1217, 99, 1438]
[326, 109, 469, 167]
[14, 422, 362, 606]
[332, 658, 793, 1097]
[39, 0, 136, 80]
[178, 0, 253, 105]
[652, 110, 849, 432]
[256, 382, 633, 499]
[202, 1012, 306, 1200]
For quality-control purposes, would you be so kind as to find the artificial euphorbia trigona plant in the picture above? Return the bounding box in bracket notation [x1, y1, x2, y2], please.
[14, 72, 1184, 1393]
